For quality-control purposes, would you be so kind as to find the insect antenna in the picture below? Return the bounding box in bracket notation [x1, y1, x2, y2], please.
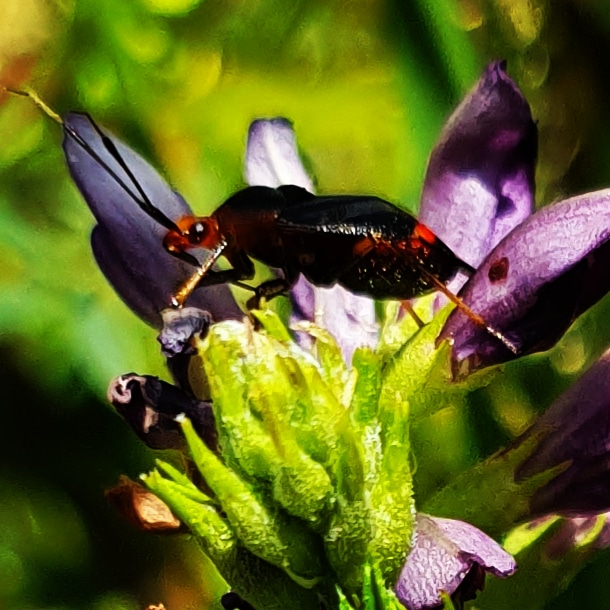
[4, 87, 183, 236]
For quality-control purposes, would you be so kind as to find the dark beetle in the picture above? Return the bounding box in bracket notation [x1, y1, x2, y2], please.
[164, 184, 475, 307]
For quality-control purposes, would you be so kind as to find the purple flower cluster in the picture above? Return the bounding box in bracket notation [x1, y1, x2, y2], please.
[60, 60, 610, 609]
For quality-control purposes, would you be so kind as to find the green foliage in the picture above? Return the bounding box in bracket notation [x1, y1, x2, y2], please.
[142, 305, 606, 609]
[142, 307, 582, 608]
[144, 311, 423, 606]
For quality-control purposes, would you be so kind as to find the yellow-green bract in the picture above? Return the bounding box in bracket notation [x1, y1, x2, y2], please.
[143, 308, 458, 608]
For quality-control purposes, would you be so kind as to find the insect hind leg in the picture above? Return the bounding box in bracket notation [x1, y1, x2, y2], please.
[246, 278, 290, 310]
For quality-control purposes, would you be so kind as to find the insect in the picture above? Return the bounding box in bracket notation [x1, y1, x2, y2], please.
[6, 87, 517, 354]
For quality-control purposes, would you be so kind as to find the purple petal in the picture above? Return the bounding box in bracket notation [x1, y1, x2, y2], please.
[243, 119, 378, 362]
[64, 113, 241, 327]
[419, 61, 536, 271]
[395, 514, 515, 610]
[244, 118, 314, 190]
[290, 277, 379, 364]
[440, 188, 610, 374]
[515, 349, 610, 518]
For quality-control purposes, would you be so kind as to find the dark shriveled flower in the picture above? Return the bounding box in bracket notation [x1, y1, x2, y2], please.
[395, 514, 516, 610]
[62, 112, 241, 328]
[108, 373, 218, 452]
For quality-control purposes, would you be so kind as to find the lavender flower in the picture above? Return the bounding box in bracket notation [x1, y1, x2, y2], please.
[395, 514, 516, 610]
[440, 188, 610, 374]
[419, 60, 537, 272]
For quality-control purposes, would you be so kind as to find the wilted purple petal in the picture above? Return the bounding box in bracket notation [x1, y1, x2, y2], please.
[395, 514, 516, 610]
[244, 118, 378, 363]
[420, 61, 536, 271]
[440, 189, 610, 375]
[63, 113, 241, 327]
[158, 307, 212, 357]
[515, 349, 610, 518]
[108, 373, 218, 451]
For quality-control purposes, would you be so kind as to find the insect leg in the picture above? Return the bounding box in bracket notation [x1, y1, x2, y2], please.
[171, 240, 229, 308]
[401, 300, 425, 329]
[417, 266, 519, 354]
[246, 278, 290, 310]
[171, 246, 257, 308]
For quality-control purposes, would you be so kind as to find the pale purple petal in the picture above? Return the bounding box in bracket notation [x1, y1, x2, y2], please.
[245, 118, 314, 190]
[440, 189, 610, 375]
[244, 118, 379, 363]
[516, 349, 610, 517]
[395, 514, 515, 610]
[293, 281, 379, 365]
[420, 61, 536, 272]
[64, 113, 241, 327]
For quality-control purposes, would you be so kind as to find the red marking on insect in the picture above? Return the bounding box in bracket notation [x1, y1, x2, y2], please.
[488, 257, 509, 283]
[412, 222, 437, 245]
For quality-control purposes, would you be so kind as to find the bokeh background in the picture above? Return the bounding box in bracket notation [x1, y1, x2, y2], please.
[1, 0, 610, 608]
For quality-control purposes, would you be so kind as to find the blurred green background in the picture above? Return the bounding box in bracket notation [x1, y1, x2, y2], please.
[2, 0, 610, 608]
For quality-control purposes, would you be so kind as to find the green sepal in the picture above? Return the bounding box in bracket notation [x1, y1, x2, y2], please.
[323, 353, 375, 591]
[362, 561, 405, 610]
[141, 469, 235, 561]
[337, 587, 355, 610]
[154, 459, 217, 505]
[251, 308, 293, 342]
[181, 416, 324, 586]
[143, 468, 321, 610]
[195, 320, 282, 481]
[440, 591, 456, 610]
[323, 349, 382, 591]
[377, 295, 436, 356]
[336, 561, 404, 609]
[245, 350, 334, 526]
[423, 430, 566, 537]
[200, 319, 335, 524]
[291, 320, 350, 398]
